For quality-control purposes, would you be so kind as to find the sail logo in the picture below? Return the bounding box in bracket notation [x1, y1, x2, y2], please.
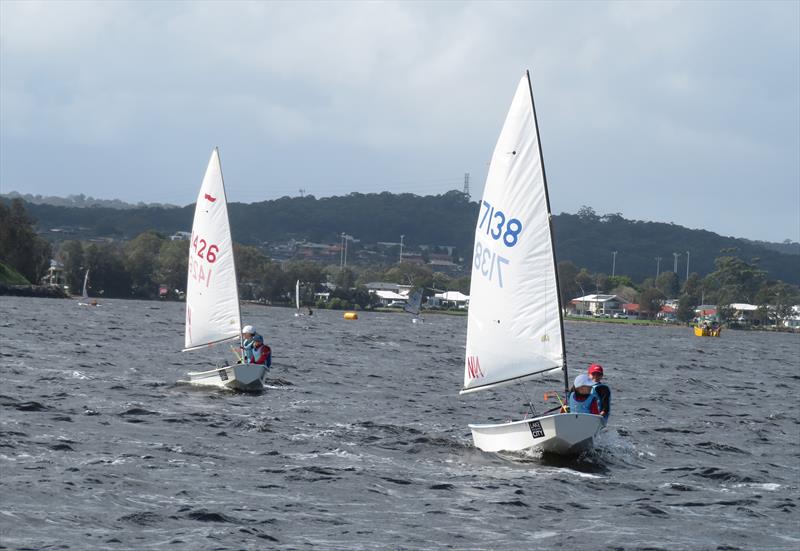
[204, 193, 217, 203]
[466, 356, 485, 379]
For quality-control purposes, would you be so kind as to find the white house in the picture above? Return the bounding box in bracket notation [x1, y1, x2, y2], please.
[429, 291, 469, 309]
[568, 294, 623, 316]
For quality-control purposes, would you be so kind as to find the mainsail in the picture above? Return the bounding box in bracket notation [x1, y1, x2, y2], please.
[462, 72, 565, 395]
[296, 279, 301, 311]
[184, 148, 242, 351]
[403, 288, 422, 316]
[81, 270, 90, 299]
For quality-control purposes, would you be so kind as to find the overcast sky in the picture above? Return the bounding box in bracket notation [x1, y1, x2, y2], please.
[1, 1, 798, 242]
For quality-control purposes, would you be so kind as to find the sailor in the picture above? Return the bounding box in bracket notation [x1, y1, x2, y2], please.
[240, 325, 270, 367]
[248, 334, 272, 368]
[588, 363, 611, 424]
[568, 373, 600, 415]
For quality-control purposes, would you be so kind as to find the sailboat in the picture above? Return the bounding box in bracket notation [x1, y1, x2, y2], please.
[77, 269, 98, 306]
[461, 72, 604, 455]
[294, 279, 304, 317]
[404, 288, 423, 323]
[182, 148, 268, 392]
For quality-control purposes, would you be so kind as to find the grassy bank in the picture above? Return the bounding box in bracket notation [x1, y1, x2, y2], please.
[0, 262, 30, 285]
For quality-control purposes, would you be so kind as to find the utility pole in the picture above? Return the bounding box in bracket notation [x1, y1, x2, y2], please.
[686, 251, 690, 281]
[655, 257, 662, 280]
[463, 173, 470, 199]
[340, 233, 345, 269]
[399, 235, 405, 265]
[299, 188, 305, 198]
[673, 252, 680, 275]
[611, 251, 617, 277]
[343, 235, 348, 267]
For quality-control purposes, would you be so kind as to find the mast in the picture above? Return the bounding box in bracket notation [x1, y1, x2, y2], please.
[525, 70, 569, 396]
[216, 146, 244, 350]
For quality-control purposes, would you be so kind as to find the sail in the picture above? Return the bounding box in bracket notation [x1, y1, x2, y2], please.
[82, 270, 89, 299]
[296, 279, 301, 310]
[184, 149, 242, 351]
[462, 73, 564, 395]
[403, 288, 422, 316]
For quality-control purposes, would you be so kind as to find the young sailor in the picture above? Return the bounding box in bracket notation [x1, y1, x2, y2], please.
[239, 325, 271, 367]
[568, 373, 600, 415]
[588, 363, 611, 424]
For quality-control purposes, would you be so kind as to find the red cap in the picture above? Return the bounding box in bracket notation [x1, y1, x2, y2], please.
[588, 363, 604, 375]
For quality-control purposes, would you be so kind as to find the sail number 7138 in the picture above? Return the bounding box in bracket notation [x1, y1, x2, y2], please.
[478, 200, 523, 247]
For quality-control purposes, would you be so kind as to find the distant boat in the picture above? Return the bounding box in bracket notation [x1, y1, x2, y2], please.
[182, 148, 268, 392]
[404, 288, 423, 323]
[294, 279, 304, 317]
[77, 269, 98, 306]
[462, 71, 603, 455]
[694, 325, 721, 337]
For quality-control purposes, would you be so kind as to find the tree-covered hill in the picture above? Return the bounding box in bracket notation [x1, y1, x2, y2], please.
[6, 193, 798, 285]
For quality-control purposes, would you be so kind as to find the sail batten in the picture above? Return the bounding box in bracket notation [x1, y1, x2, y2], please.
[184, 149, 241, 350]
[463, 72, 564, 394]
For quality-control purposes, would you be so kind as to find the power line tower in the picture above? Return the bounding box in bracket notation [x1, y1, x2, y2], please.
[463, 173, 470, 199]
[299, 188, 305, 198]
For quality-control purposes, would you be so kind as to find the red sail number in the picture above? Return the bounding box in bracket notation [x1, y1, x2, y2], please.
[192, 234, 220, 263]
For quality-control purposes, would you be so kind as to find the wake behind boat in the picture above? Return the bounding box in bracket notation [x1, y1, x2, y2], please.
[461, 71, 603, 455]
[182, 148, 268, 392]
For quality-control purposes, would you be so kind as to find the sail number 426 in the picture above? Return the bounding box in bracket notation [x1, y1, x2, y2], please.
[192, 234, 219, 263]
[478, 200, 523, 247]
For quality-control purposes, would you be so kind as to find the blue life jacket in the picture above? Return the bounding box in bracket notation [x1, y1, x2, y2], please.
[593, 382, 611, 421]
[568, 388, 599, 414]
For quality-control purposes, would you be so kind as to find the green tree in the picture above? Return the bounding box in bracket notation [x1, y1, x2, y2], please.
[655, 271, 679, 297]
[58, 240, 86, 292]
[0, 199, 52, 283]
[638, 287, 666, 320]
[704, 254, 766, 305]
[125, 231, 165, 298]
[156, 239, 189, 295]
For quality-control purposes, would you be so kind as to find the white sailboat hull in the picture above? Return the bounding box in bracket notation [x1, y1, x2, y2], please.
[469, 413, 603, 455]
[186, 363, 267, 392]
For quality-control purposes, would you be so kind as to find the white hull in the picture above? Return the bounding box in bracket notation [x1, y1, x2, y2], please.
[186, 363, 267, 392]
[469, 413, 603, 455]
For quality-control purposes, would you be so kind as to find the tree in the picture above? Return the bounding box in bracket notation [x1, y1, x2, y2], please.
[156, 239, 189, 294]
[704, 254, 766, 305]
[0, 199, 52, 283]
[638, 287, 666, 320]
[125, 231, 164, 298]
[557, 261, 581, 305]
[58, 240, 86, 292]
[655, 271, 679, 297]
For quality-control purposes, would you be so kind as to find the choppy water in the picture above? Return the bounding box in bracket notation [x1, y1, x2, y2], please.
[0, 296, 798, 550]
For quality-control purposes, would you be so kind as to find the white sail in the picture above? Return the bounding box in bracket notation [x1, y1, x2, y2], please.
[184, 148, 241, 351]
[81, 270, 89, 299]
[295, 279, 301, 310]
[462, 73, 564, 394]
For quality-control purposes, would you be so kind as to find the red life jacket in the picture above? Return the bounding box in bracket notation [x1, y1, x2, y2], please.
[251, 343, 271, 365]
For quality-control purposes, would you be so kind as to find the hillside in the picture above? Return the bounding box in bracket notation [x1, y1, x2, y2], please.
[5, 193, 799, 284]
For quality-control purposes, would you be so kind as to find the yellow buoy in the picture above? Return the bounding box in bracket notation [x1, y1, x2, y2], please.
[343, 312, 358, 320]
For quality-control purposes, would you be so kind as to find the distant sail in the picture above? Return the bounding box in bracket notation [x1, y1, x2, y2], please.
[404, 288, 422, 316]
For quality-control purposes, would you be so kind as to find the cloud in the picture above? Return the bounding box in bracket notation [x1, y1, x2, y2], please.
[1, 0, 798, 241]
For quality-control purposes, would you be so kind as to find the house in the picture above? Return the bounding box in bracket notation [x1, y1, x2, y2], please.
[728, 303, 759, 322]
[170, 231, 191, 241]
[568, 294, 623, 316]
[41, 260, 67, 289]
[371, 289, 408, 307]
[429, 291, 469, 309]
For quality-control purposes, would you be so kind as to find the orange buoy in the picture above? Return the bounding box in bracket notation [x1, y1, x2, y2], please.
[343, 312, 358, 320]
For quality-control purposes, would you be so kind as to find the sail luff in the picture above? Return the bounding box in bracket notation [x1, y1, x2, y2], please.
[525, 70, 570, 395]
[216, 147, 245, 351]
